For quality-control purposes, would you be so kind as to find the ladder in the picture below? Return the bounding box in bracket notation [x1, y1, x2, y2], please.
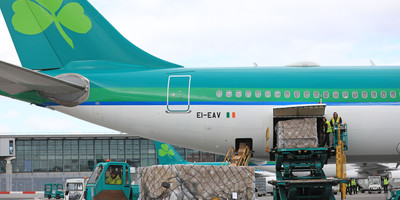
[222, 143, 251, 166]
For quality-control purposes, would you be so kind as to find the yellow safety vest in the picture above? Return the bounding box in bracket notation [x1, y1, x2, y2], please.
[325, 121, 332, 133]
[331, 116, 341, 125]
[384, 178, 389, 185]
[106, 175, 122, 185]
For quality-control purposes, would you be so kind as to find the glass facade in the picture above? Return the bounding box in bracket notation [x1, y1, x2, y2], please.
[11, 137, 224, 173]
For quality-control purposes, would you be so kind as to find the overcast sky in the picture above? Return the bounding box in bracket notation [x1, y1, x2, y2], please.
[0, 0, 400, 134]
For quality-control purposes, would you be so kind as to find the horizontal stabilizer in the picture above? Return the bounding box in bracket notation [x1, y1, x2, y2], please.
[0, 60, 85, 95]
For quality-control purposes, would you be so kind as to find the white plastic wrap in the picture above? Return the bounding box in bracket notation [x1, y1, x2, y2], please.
[139, 165, 255, 200]
[276, 118, 318, 148]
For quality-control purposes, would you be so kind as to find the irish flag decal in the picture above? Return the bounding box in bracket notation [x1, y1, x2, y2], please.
[226, 112, 236, 118]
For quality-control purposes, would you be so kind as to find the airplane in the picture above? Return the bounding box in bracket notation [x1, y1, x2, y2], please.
[0, 0, 400, 165]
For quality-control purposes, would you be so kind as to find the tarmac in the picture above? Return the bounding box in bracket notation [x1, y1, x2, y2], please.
[257, 192, 390, 200]
[0, 192, 392, 200]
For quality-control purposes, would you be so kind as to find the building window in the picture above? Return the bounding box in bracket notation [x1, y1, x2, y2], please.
[333, 91, 339, 99]
[216, 90, 222, 98]
[294, 91, 300, 98]
[226, 90, 232, 98]
[255, 90, 261, 98]
[390, 91, 396, 98]
[304, 91, 310, 98]
[245, 90, 251, 98]
[265, 90, 271, 98]
[342, 91, 349, 99]
[371, 91, 377, 98]
[236, 90, 242, 98]
[284, 91, 290, 98]
[381, 91, 387, 98]
[313, 91, 319, 98]
[275, 91, 281, 98]
[323, 91, 329, 99]
[362, 91, 368, 99]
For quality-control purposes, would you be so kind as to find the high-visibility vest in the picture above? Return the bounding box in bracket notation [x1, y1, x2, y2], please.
[331, 116, 341, 125]
[325, 121, 332, 133]
[384, 178, 389, 185]
[352, 179, 356, 186]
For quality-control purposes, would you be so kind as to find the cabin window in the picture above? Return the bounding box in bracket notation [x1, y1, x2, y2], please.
[255, 90, 261, 98]
[342, 91, 349, 99]
[333, 91, 339, 99]
[304, 91, 310, 98]
[284, 91, 290, 98]
[371, 91, 377, 98]
[216, 90, 222, 98]
[361, 91, 368, 99]
[390, 91, 396, 98]
[381, 91, 387, 98]
[236, 90, 242, 98]
[265, 90, 271, 98]
[323, 91, 329, 99]
[275, 91, 281, 98]
[226, 90, 232, 98]
[245, 90, 251, 98]
[352, 91, 358, 99]
[313, 91, 319, 98]
[294, 91, 300, 98]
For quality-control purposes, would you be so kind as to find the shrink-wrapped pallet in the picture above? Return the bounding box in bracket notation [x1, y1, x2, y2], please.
[276, 118, 318, 148]
[139, 164, 255, 200]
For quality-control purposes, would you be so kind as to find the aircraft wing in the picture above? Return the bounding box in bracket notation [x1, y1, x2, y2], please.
[0, 60, 86, 95]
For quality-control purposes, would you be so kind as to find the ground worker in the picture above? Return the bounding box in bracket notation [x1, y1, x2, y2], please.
[330, 112, 343, 145]
[384, 177, 389, 193]
[105, 170, 122, 185]
[322, 117, 332, 147]
[352, 179, 358, 194]
[330, 112, 342, 127]
[353, 179, 358, 194]
[347, 180, 351, 195]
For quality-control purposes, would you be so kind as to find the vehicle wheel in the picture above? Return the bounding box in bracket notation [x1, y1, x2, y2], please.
[48, 195, 52, 199]
[56, 194, 60, 199]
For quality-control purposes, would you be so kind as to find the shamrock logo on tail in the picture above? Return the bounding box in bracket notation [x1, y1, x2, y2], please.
[12, 0, 92, 49]
[158, 144, 175, 159]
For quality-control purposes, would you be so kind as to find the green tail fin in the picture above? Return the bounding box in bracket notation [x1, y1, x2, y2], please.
[0, 0, 182, 70]
[154, 141, 190, 165]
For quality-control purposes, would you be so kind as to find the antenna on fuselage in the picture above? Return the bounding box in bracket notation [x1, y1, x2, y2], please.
[370, 59, 376, 66]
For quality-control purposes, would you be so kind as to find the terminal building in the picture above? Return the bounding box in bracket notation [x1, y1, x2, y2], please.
[0, 134, 224, 191]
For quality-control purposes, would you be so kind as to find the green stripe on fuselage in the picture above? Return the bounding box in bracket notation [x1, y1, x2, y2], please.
[4, 66, 400, 106]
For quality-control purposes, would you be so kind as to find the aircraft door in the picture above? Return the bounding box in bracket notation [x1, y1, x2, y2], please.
[167, 75, 191, 112]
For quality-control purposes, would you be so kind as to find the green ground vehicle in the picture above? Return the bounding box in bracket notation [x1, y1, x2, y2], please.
[44, 183, 64, 199]
[85, 162, 139, 200]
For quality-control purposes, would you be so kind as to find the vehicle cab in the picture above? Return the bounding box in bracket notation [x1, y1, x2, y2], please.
[85, 162, 133, 200]
[65, 178, 86, 200]
[368, 176, 382, 194]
